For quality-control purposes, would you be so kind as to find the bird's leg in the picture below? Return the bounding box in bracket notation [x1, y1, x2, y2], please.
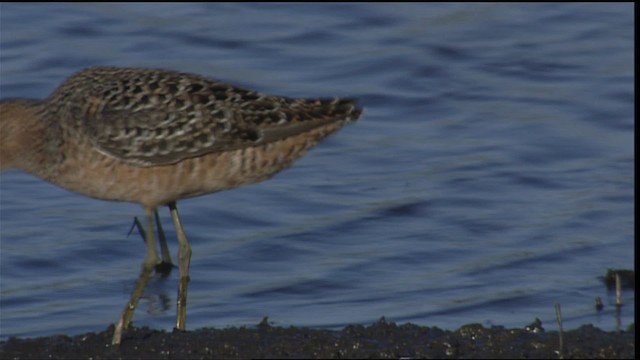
[130, 210, 174, 275]
[168, 202, 191, 331]
[154, 209, 174, 274]
[129, 216, 146, 239]
[112, 210, 158, 345]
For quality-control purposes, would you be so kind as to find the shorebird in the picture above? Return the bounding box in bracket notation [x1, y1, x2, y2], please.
[0, 66, 362, 345]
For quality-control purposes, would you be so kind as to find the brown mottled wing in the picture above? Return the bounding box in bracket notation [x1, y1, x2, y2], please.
[54, 67, 361, 166]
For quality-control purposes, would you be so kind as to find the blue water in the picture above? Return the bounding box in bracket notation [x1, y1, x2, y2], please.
[0, 3, 634, 340]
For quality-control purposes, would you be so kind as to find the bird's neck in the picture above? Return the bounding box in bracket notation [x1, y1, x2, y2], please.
[0, 99, 48, 173]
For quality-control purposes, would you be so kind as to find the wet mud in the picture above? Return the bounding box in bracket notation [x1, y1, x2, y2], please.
[0, 317, 634, 359]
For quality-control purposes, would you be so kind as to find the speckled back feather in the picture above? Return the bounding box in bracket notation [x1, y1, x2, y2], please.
[47, 66, 362, 166]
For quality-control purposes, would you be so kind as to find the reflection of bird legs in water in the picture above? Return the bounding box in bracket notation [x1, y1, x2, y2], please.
[129, 213, 175, 315]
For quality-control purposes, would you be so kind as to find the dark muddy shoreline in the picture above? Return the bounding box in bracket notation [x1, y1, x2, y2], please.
[0, 318, 634, 359]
